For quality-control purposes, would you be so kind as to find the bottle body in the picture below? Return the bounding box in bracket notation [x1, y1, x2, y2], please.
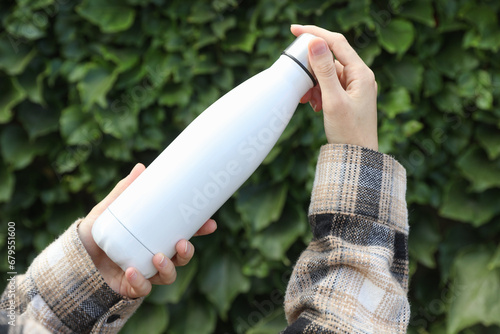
[92, 37, 316, 278]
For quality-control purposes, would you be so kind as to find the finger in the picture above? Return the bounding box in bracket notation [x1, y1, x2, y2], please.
[125, 267, 152, 298]
[101, 163, 145, 206]
[150, 253, 177, 285]
[291, 24, 364, 68]
[309, 87, 323, 112]
[307, 38, 345, 108]
[88, 163, 146, 218]
[172, 240, 195, 267]
[193, 219, 217, 236]
[300, 89, 313, 104]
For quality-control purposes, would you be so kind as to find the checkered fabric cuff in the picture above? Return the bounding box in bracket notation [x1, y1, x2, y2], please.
[284, 144, 410, 334]
[12, 220, 143, 333]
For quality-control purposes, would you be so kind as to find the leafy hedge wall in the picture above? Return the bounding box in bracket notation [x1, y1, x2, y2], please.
[1, 0, 500, 333]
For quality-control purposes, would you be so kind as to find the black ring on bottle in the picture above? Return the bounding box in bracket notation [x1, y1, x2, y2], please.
[281, 51, 317, 86]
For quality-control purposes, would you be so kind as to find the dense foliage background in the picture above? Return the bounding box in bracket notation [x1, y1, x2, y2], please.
[1, 0, 499, 333]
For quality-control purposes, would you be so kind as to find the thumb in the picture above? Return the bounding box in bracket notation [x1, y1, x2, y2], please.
[308, 38, 344, 107]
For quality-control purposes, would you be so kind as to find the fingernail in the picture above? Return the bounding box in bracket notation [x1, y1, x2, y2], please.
[291, 24, 303, 28]
[311, 40, 328, 56]
[184, 241, 190, 254]
[129, 269, 137, 281]
[158, 254, 167, 268]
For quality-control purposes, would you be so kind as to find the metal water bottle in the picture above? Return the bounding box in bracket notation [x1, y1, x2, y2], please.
[92, 33, 317, 278]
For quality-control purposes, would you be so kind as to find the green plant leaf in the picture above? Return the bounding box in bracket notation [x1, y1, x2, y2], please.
[17, 102, 59, 139]
[385, 58, 423, 93]
[378, 87, 412, 118]
[121, 304, 169, 334]
[456, 146, 500, 192]
[247, 308, 289, 334]
[409, 216, 441, 268]
[147, 257, 198, 305]
[400, 0, 435, 27]
[236, 184, 288, 232]
[0, 124, 40, 169]
[198, 252, 250, 319]
[0, 34, 37, 75]
[76, 0, 136, 33]
[0, 167, 15, 202]
[0, 77, 26, 123]
[60, 105, 101, 145]
[476, 122, 500, 156]
[251, 205, 306, 261]
[377, 18, 415, 55]
[76, 63, 117, 110]
[439, 180, 500, 226]
[447, 244, 500, 333]
[168, 300, 216, 334]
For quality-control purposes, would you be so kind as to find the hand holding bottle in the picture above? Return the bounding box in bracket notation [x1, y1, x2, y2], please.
[78, 163, 217, 298]
[291, 24, 379, 151]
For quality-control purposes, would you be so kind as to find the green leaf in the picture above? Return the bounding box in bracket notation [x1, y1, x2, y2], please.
[236, 184, 288, 232]
[409, 216, 441, 268]
[403, 120, 424, 137]
[94, 45, 140, 72]
[76, 63, 117, 110]
[168, 300, 216, 334]
[0, 124, 40, 169]
[434, 43, 480, 78]
[488, 246, 500, 271]
[0, 34, 37, 75]
[17, 102, 59, 139]
[400, 0, 435, 27]
[198, 252, 250, 319]
[147, 257, 198, 305]
[476, 127, 500, 160]
[95, 107, 138, 139]
[439, 180, 500, 226]
[385, 58, 423, 93]
[211, 16, 237, 39]
[17, 68, 46, 105]
[0, 77, 26, 123]
[251, 205, 306, 261]
[377, 18, 415, 55]
[447, 245, 500, 333]
[456, 146, 500, 192]
[60, 105, 101, 145]
[378, 87, 412, 118]
[0, 167, 15, 202]
[76, 0, 136, 33]
[247, 308, 289, 334]
[121, 304, 169, 334]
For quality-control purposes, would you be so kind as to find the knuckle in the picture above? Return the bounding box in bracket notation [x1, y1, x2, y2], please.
[333, 33, 348, 44]
[314, 60, 336, 78]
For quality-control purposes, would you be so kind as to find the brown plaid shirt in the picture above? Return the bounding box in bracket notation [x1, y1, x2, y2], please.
[0, 144, 409, 333]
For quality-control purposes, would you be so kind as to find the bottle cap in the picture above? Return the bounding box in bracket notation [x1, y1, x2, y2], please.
[282, 33, 318, 86]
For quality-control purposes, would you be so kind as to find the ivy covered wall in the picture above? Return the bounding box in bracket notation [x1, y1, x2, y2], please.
[1, 0, 499, 333]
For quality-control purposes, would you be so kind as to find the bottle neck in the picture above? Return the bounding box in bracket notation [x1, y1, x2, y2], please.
[271, 55, 315, 97]
[281, 51, 317, 86]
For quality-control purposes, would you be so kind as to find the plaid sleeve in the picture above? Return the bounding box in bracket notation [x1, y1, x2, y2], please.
[0, 220, 143, 333]
[283, 144, 410, 333]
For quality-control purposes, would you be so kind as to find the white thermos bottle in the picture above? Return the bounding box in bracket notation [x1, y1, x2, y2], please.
[92, 33, 318, 278]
